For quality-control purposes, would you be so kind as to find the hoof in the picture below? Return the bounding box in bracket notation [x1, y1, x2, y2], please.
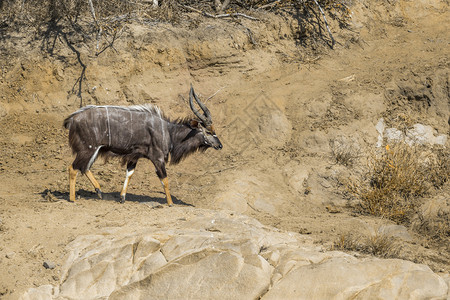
[120, 195, 126, 204]
[95, 188, 103, 199]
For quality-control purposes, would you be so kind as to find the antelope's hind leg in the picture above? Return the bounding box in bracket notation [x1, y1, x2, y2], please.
[85, 170, 103, 199]
[70, 148, 102, 202]
[120, 161, 137, 204]
[85, 146, 103, 199]
[68, 165, 78, 202]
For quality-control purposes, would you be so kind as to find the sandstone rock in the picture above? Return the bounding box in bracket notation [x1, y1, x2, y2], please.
[377, 224, 413, 241]
[376, 118, 448, 147]
[262, 258, 448, 300]
[21, 285, 57, 300]
[213, 189, 248, 213]
[21, 211, 449, 300]
[110, 249, 271, 299]
[0, 103, 7, 118]
[283, 162, 310, 194]
[257, 110, 291, 148]
[212, 173, 285, 216]
[406, 124, 447, 146]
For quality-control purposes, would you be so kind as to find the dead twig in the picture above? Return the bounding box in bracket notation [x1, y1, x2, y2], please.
[87, 0, 102, 54]
[206, 86, 226, 103]
[244, 26, 257, 45]
[87, 0, 98, 27]
[215, 13, 258, 20]
[312, 0, 335, 48]
[215, 0, 231, 13]
[258, 0, 281, 10]
[180, 4, 258, 21]
[62, 32, 86, 107]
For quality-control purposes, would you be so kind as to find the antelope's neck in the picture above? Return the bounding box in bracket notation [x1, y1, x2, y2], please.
[167, 122, 203, 164]
[167, 122, 190, 145]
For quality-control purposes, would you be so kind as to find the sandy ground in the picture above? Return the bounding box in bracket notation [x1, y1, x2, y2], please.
[0, 1, 449, 298]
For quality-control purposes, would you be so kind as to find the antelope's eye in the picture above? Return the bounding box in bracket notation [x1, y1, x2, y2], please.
[205, 126, 215, 135]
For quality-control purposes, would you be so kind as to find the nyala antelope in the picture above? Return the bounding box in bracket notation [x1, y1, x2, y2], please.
[63, 85, 222, 205]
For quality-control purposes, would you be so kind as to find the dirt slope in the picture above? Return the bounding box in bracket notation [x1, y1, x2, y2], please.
[0, 1, 449, 298]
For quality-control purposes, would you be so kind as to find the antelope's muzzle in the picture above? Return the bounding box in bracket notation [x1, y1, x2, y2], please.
[213, 137, 223, 150]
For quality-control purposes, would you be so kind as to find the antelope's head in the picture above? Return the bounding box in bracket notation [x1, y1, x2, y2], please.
[189, 85, 223, 150]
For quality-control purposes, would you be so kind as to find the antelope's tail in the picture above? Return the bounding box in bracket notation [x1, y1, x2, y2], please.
[63, 116, 73, 129]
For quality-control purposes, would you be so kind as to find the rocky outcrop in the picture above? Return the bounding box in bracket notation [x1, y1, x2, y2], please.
[21, 210, 448, 300]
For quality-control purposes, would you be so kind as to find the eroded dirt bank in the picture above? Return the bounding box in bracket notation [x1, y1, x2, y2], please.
[0, 1, 449, 298]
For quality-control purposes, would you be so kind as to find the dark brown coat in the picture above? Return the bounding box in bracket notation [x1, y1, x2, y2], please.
[64, 86, 222, 204]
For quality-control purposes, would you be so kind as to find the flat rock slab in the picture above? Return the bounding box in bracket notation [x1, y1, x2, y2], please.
[21, 210, 449, 300]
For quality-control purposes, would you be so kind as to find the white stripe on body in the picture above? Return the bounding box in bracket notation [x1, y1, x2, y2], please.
[105, 107, 111, 146]
[87, 146, 103, 171]
[159, 110, 167, 150]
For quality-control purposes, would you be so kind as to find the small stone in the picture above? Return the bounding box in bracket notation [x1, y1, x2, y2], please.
[5, 252, 15, 259]
[0, 286, 9, 296]
[43, 261, 56, 269]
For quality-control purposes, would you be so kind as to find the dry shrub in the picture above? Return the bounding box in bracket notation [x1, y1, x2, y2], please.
[0, 0, 353, 29]
[427, 147, 450, 187]
[1, 0, 87, 27]
[332, 232, 401, 258]
[330, 136, 360, 167]
[333, 233, 362, 251]
[348, 142, 449, 224]
[414, 208, 450, 244]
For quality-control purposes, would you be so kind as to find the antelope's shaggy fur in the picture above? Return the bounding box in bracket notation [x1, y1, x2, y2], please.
[64, 86, 222, 204]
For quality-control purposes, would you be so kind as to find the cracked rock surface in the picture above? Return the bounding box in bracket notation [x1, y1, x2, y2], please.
[21, 210, 448, 300]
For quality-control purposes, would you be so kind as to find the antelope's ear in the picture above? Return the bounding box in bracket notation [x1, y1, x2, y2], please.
[189, 120, 199, 128]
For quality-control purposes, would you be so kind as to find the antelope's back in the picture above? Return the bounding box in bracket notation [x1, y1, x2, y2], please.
[64, 105, 166, 152]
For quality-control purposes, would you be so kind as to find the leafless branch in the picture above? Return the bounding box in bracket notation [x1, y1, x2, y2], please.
[215, 12, 258, 20]
[87, 0, 103, 53]
[215, 0, 231, 13]
[206, 86, 226, 103]
[258, 0, 281, 10]
[87, 0, 98, 26]
[180, 4, 258, 21]
[95, 25, 124, 56]
[312, 0, 335, 48]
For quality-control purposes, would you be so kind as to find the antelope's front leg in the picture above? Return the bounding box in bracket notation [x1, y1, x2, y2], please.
[120, 161, 136, 203]
[154, 161, 173, 206]
[160, 177, 173, 207]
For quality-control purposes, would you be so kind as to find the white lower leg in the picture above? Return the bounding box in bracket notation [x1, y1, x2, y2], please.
[120, 169, 135, 201]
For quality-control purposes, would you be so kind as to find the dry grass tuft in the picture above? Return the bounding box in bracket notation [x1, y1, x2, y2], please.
[332, 232, 401, 258]
[414, 208, 450, 244]
[347, 142, 449, 224]
[330, 136, 361, 167]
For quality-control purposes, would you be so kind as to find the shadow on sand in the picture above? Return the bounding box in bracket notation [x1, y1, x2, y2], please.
[40, 188, 193, 207]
